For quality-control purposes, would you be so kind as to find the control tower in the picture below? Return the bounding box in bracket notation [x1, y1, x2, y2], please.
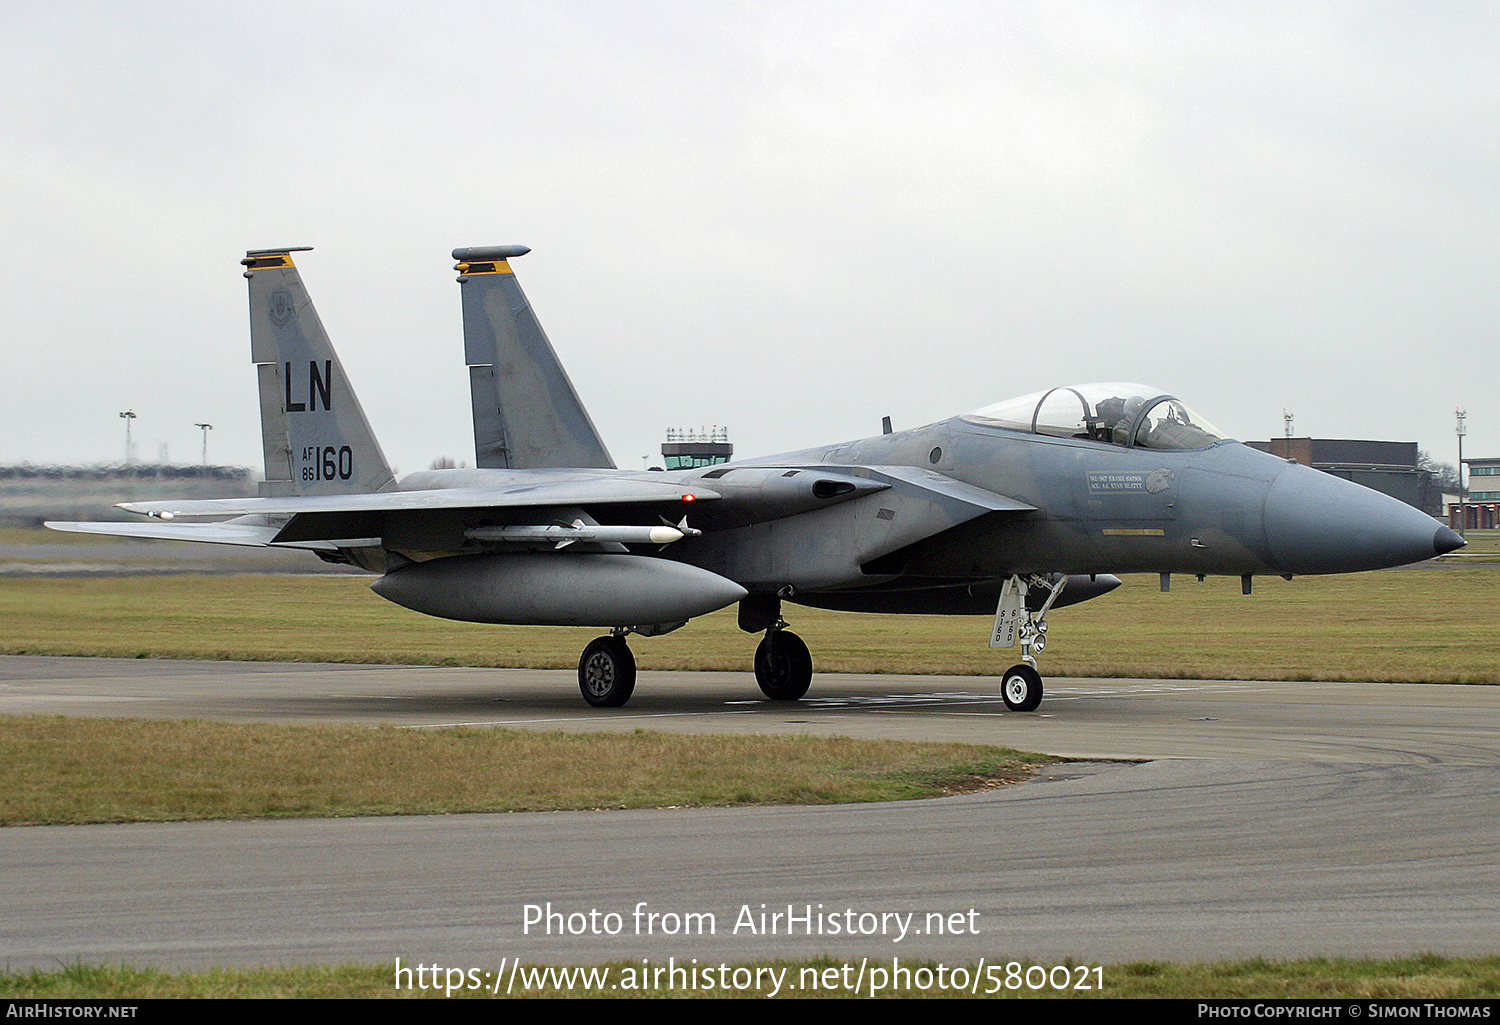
[662, 427, 732, 470]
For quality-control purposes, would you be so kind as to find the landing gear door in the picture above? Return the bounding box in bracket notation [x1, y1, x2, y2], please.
[989, 577, 1023, 648]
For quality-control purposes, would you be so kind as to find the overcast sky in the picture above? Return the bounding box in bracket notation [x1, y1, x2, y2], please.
[4, 1, 1495, 477]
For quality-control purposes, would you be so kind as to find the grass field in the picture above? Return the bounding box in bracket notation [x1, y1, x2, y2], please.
[2, 560, 1496, 683]
[0, 715, 1044, 826]
[4, 955, 1497, 999]
[3, 535, 1496, 1000]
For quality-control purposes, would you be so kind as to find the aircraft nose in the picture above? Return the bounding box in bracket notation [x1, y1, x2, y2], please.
[1263, 464, 1464, 575]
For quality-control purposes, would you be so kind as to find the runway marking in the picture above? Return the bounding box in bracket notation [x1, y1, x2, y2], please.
[0, 693, 147, 704]
[404, 683, 1274, 726]
[404, 709, 764, 728]
[800, 693, 1006, 708]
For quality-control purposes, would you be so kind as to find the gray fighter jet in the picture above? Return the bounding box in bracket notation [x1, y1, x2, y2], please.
[48, 246, 1465, 710]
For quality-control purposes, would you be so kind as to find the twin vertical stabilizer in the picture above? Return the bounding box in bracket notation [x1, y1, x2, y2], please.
[453, 246, 615, 470]
[241, 244, 613, 497]
[242, 249, 397, 497]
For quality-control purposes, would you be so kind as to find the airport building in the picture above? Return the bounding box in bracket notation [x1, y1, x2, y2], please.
[661, 427, 732, 470]
[1455, 456, 1500, 530]
[1243, 438, 1443, 515]
[0, 464, 255, 525]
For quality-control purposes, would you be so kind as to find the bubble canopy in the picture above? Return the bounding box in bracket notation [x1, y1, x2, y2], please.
[963, 383, 1229, 450]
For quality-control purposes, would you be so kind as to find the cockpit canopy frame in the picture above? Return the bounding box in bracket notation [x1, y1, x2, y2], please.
[964, 382, 1228, 451]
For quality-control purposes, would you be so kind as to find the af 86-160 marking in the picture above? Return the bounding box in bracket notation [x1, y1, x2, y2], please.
[300, 445, 353, 482]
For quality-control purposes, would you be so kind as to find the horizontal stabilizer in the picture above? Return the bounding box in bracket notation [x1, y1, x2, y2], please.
[46, 520, 277, 546]
[42, 520, 365, 551]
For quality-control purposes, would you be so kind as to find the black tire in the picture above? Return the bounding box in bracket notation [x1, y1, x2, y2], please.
[578, 636, 636, 708]
[1000, 663, 1043, 712]
[754, 630, 813, 701]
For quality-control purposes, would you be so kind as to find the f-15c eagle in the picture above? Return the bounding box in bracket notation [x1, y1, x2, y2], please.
[48, 246, 1463, 710]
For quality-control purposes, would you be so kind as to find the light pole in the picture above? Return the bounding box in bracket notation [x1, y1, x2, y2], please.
[195, 423, 213, 465]
[1456, 407, 1466, 536]
[118, 410, 136, 466]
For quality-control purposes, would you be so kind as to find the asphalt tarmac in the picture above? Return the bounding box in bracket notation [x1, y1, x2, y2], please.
[2, 656, 1497, 972]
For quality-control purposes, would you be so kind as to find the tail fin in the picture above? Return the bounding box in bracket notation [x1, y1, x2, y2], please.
[452, 245, 615, 469]
[242, 248, 397, 496]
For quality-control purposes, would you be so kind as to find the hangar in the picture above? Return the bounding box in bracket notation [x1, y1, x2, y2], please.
[1245, 438, 1443, 515]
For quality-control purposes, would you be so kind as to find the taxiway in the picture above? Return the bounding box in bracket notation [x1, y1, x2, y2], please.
[1, 656, 1496, 969]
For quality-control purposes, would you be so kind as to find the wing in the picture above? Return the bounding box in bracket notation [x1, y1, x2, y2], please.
[116, 478, 724, 519]
[105, 475, 722, 548]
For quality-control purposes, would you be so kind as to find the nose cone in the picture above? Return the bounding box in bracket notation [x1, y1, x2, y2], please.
[1264, 464, 1464, 575]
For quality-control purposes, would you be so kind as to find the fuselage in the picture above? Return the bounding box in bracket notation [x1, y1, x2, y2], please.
[758, 416, 1458, 580]
[395, 406, 1459, 608]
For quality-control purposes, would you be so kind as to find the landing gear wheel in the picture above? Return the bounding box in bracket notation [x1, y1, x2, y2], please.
[754, 630, 813, 701]
[578, 636, 636, 708]
[1001, 664, 1043, 712]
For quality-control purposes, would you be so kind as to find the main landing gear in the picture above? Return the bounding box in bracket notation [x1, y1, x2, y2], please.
[993, 574, 1068, 712]
[578, 634, 636, 708]
[744, 591, 813, 701]
[577, 593, 819, 708]
[754, 627, 812, 701]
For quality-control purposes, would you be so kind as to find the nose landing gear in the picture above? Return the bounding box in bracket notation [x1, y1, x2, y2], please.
[1000, 663, 1044, 712]
[992, 574, 1067, 712]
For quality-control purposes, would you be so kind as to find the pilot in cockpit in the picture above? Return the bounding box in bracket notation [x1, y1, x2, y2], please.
[1095, 394, 1145, 445]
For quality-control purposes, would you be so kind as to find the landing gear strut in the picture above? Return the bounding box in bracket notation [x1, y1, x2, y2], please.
[578, 634, 636, 708]
[993, 574, 1067, 712]
[743, 591, 813, 701]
